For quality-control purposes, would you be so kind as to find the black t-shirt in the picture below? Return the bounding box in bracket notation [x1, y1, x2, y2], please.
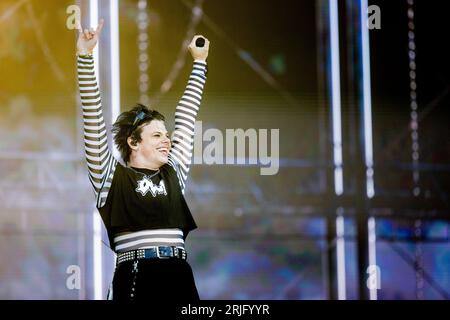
[98, 162, 197, 249]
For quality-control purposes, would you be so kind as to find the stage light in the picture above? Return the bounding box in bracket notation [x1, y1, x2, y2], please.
[110, 0, 121, 124]
[329, 0, 346, 300]
[329, 0, 343, 197]
[137, 0, 150, 106]
[336, 214, 347, 300]
[360, 0, 375, 199]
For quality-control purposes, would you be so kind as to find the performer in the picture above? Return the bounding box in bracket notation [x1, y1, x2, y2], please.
[76, 19, 209, 300]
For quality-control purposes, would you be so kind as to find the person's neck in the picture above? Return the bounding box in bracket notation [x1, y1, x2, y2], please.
[128, 155, 160, 171]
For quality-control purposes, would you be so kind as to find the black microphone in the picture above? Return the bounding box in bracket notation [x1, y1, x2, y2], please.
[195, 37, 205, 48]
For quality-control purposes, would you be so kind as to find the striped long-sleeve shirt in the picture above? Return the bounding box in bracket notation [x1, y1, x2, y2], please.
[168, 61, 208, 193]
[78, 55, 118, 209]
[77, 55, 207, 207]
[77, 55, 207, 252]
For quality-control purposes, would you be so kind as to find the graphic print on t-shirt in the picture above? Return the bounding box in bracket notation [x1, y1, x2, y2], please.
[135, 176, 168, 197]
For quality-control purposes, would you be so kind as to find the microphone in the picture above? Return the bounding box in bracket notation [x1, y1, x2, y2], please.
[195, 37, 205, 48]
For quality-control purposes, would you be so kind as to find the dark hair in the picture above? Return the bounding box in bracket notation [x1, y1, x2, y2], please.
[112, 103, 165, 164]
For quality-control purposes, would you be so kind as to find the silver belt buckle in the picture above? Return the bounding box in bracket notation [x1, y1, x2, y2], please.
[156, 246, 171, 259]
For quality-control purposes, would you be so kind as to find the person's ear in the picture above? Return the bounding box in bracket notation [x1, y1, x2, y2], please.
[127, 136, 139, 150]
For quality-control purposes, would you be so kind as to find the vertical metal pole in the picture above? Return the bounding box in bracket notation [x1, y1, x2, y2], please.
[88, 0, 103, 301]
[355, 0, 372, 301]
[319, 0, 346, 300]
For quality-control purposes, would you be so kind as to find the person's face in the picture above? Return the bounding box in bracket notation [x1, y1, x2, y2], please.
[132, 120, 171, 168]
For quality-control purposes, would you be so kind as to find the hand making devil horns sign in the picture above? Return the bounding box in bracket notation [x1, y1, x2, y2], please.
[76, 18, 104, 56]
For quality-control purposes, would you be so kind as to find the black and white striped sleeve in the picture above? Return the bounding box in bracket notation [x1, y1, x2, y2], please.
[168, 60, 207, 193]
[77, 55, 117, 208]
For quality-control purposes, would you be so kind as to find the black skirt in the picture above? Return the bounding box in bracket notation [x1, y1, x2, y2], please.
[110, 258, 200, 301]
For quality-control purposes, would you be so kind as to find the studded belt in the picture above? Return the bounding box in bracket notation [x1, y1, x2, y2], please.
[116, 246, 187, 265]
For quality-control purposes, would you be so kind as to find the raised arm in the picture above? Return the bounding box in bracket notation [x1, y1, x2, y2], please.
[77, 19, 117, 208]
[168, 36, 209, 193]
